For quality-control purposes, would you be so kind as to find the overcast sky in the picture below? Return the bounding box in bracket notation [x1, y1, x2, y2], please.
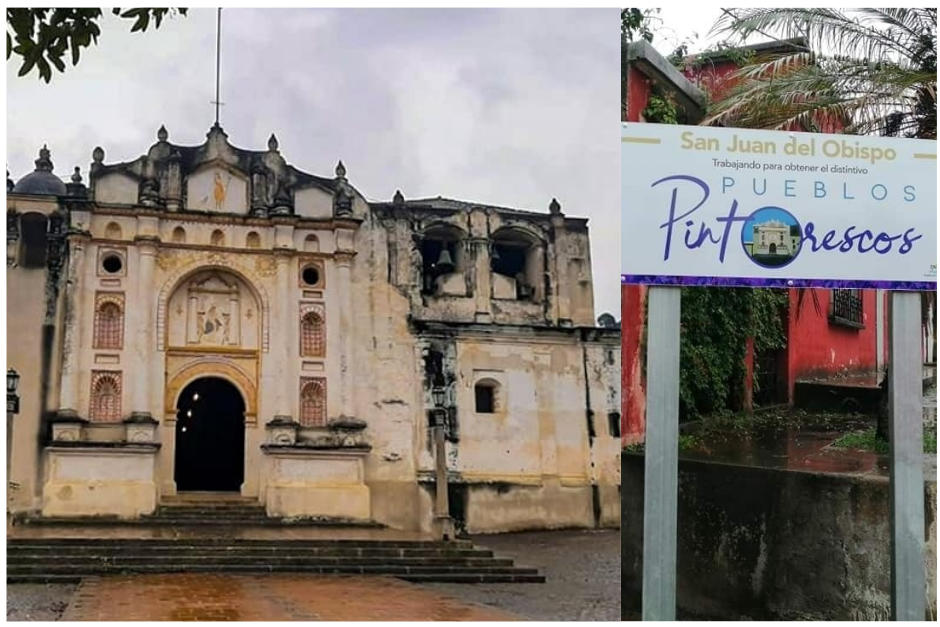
[6, 8, 621, 318]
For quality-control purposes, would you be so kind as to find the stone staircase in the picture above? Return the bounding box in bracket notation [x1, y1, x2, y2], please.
[6, 537, 544, 584]
[20, 497, 381, 528]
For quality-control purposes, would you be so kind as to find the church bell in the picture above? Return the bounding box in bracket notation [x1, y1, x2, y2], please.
[435, 248, 455, 274]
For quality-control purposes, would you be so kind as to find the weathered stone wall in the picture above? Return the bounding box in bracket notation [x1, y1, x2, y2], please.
[622, 454, 937, 620]
[7, 196, 67, 515]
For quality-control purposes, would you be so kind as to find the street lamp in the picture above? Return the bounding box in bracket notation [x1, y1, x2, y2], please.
[7, 368, 20, 395]
[7, 367, 19, 484]
[430, 385, 455, 541]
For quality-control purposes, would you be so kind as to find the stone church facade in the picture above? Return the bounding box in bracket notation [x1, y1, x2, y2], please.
[7, 125, 621, 533]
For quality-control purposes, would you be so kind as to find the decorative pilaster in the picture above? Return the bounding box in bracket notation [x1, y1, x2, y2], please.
[334, 250, 356, 420]
[57, 233, 89, 416]
[134, 238, 158, 418]
[275, 250, 293, 419]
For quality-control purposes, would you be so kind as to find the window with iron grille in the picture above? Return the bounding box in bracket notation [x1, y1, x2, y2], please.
[90, 371, 122, 422]
[93, 296, 124, 349]
[300, 311, 325, 357]
[830, 289, 864, 328]
[299, 378, 326, 427]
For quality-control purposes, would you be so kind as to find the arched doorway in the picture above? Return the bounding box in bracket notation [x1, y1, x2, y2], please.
[769, 242, 777, 254]
[174, 377, 245, 492]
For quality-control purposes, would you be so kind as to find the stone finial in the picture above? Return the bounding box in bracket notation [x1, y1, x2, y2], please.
[268, 133, 279, 151]
[66, 166, 87, 198]
[157, 125, 168, 142]
[35, 144, 53, 172]
[6, 169, 13, 193]
[92, 146, 104, 164]
[335, 160, 346, 179]
[393, 189, 404, 205]
[549, 197, 562, 215]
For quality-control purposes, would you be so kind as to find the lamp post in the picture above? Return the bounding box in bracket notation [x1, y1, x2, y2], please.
[7, 368, 20, 482]
[431, 385, 455, 541]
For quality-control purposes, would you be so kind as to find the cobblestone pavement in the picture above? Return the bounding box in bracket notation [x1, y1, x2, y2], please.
[421, 529, 621, 621]
[55, 573, 517, 621]
[6, 583, 77, 621]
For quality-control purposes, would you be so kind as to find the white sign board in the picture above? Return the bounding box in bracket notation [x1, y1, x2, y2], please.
[622, 124, 937, 290]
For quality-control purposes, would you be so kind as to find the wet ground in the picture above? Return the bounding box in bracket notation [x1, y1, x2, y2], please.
[680, 382, 937, 477]
[423, 529, 620, 621]
[6, 528, 620, 621]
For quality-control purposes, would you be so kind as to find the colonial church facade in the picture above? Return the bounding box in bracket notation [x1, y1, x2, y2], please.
[7, 124, 621, 533]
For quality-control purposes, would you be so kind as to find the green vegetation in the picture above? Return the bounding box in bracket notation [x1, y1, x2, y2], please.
[832, 426, 937, 454]
[705, 8, 937, 138]
[678, 288, 788, 420]
[7, 8, 188, 83]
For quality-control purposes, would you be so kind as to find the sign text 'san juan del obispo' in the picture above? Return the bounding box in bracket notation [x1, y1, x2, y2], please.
[622, 124, 937, 290]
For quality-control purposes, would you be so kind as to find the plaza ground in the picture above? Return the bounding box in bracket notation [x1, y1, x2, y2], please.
[6, 529, 619, 621]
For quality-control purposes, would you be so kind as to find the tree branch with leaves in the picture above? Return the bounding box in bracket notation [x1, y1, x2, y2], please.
[7, 8, 188, 83]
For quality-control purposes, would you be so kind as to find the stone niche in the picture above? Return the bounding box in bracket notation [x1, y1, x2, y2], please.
[185, 165, 249, 213]
[165, 270, 259, 350]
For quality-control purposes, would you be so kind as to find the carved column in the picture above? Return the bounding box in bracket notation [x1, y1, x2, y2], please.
[334, 251, 356, 419]
[134, 238, 158, 418]
[274, 250, 293, 420]
[471, 238, 492, 323]
[57, 233, 91, 417]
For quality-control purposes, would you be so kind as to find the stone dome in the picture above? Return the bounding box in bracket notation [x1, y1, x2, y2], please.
[12, 145, 67, 196]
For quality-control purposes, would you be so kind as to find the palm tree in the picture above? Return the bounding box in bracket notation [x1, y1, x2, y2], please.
[704, 8, 936, 138]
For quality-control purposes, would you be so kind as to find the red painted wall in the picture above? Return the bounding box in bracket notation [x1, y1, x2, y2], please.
[786, 289, 880, 398]
[621, 63, 653, 445]
[626, 65, 650, 122]
[622, 284, 646, 445]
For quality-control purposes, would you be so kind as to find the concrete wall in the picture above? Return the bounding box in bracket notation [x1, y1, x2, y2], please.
[622, 454, 937, 620]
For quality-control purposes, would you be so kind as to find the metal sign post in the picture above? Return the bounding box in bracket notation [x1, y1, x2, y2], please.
[888, 291, 925, 620]
[641, 285, 681, 620]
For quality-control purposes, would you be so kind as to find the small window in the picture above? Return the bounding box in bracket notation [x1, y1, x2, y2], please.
[299, 379, 326, 427]
[301, 265, 320, 287]
[19, 213, 48, 268]
[90, 372, 122, 423]
[830, 289, 864, 328]
[246, 231, 261, 248]
[608, 412, 621, 438]
[474, 382, 496, 414]
[93, 299, 124, 349]
[171, 226, 186, 243]
[101, 254, 123, 274]
[300, 311, 325, 357]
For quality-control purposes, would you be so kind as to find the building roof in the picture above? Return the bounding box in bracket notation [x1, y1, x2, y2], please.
[12, 145, 67, 196]
[624, 40, 708, 121]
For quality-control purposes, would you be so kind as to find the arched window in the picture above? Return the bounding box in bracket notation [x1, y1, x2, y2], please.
[211, 229, 225, 246]
[19, 212, 48, 268]
[90, 372, 122, 422]
[300, 311, 325, 357]
[474, 379, 500, 414]
[491, 227, 542, 302]
[105, 222, 122, 240]
[299, 379, 326, 427]
[171, 226, 186, 243]
[93, 298, 124, 349]
[246, 231, 261, 248]
[304, 234, 319, 252]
